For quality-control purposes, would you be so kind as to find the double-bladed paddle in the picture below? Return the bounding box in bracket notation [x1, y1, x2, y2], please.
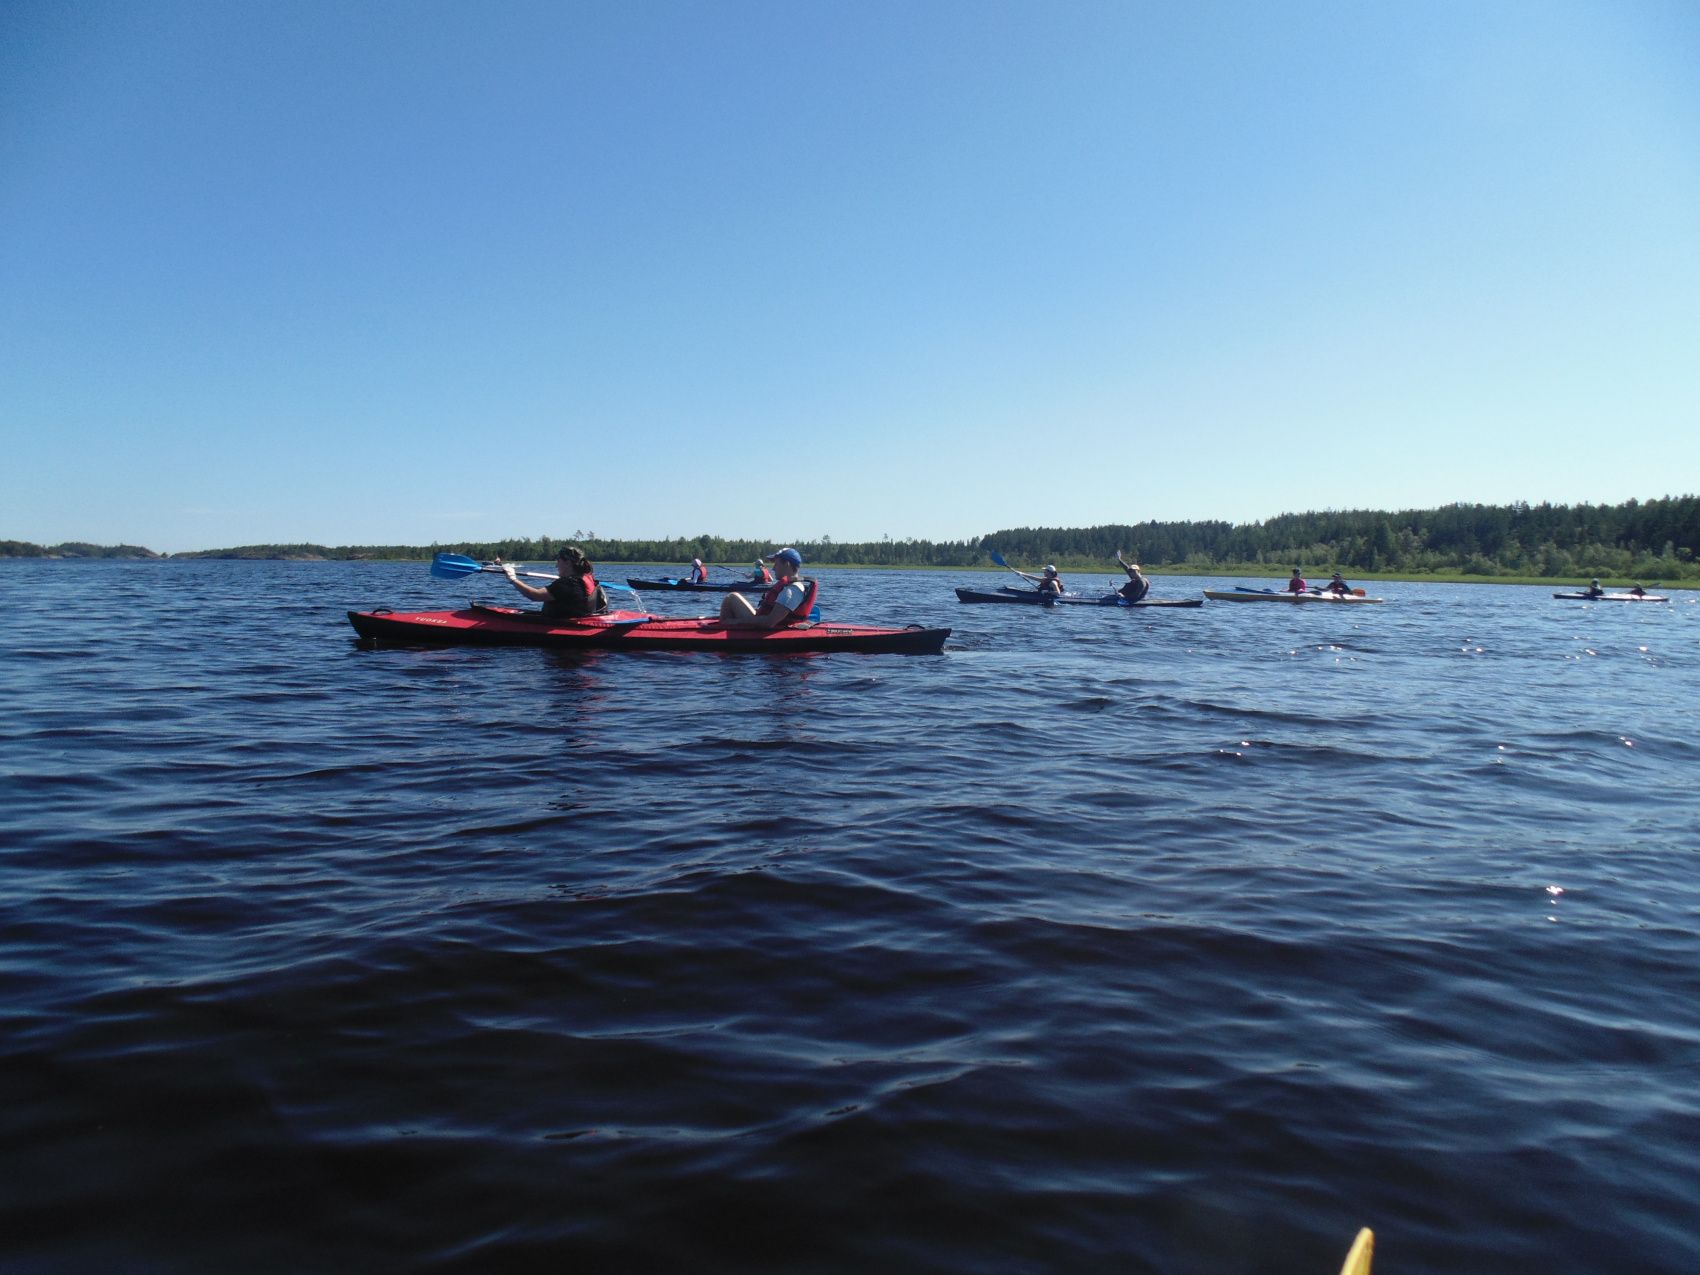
[430, 553, 639, 595]
[989, 550, 1047, 588]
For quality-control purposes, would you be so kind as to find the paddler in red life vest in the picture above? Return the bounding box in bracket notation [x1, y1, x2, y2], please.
[1285, 568, 1309, 595]
[720, 547, 813, 628]
[497, 545, 609, 617]
[751, 559, 773, 584]
[687, 557, 709, 584]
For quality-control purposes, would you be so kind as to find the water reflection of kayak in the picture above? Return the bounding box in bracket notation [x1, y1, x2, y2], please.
[954, 587, 1202, 607]
[348, 606, 949, 654]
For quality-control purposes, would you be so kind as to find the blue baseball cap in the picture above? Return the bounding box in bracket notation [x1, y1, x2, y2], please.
[766, 547, 802, 567]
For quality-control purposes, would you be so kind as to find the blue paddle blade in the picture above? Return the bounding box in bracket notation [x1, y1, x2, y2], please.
[431, 553, 484, 579]
[990, 550, 1008, 567]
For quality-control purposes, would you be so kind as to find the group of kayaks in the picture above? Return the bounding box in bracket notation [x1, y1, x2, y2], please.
[348, 555, 1674, 657]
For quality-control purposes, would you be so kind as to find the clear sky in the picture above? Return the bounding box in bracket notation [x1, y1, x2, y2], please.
[3, 0, 1697, 554]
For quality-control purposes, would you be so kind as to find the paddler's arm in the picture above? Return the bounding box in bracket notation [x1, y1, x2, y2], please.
[496, 558, 550, 603]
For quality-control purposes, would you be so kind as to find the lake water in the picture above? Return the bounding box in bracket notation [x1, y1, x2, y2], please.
[3, 560, 1697, 1272]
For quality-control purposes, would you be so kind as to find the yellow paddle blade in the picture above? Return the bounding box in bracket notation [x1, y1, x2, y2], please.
[1338, 1227, 1374, 1275]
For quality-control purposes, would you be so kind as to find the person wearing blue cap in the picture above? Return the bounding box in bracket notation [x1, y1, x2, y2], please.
[720, 547, 815, 628]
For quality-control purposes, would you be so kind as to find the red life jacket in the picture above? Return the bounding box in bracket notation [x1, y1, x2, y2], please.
[756, 576, 818, 626]
[1287, 576, 1308, 593]
[577, 568, 608, 614]
[689, 562, 707, 583]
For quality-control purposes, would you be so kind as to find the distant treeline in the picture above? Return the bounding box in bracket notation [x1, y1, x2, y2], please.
[984, 496, 1700, 579]
[9, 496, 1697, 578]
[0, 540, 162, 559]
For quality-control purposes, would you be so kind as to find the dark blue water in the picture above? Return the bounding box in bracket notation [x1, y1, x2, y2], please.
[3, 560, 1697, 1272]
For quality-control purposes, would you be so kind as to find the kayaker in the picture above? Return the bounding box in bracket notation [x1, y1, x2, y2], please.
[1116, 552, 1150, 602]
[1011, 563, 1065, 594]
[497, 546, 608, 617]
[751, 559, 774, 584]
[1630, 583, 1647, 597]
[687, 557, 709, 584]
[721, 548, 812, 628]
[1584, 578, 1605, 598]
[1326, 571, 1351, 596]
[1285, 568, 1309, 595]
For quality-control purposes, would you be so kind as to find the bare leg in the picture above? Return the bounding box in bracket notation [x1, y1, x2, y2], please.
[719, 591, 758, 622]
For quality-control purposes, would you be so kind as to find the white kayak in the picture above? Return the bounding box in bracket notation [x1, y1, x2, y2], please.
[1204, 589, 1385, 604]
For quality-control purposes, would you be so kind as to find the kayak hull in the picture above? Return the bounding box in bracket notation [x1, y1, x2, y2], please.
[956, 588, 1201, 607]
[348, 606, 949, 654]
[1202, 590, 1385, 604]
[626, 577, 768, 593]
[1552, 592, 1668, 602]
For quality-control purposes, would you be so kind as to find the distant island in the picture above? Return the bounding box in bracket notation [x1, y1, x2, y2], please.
[6, 496, 1697, 582]
[1, 540, 164, 559]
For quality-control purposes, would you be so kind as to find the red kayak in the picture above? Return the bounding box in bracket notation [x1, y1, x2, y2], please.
[348, 605, 950, 654]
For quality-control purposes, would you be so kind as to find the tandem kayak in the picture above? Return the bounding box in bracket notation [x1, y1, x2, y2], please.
[625, 577, 769, 593]
[1202, 589, 1385, 604]
[348, 606, 950, 654]
[955, 587, 1202, 608]
[1552, 592, 1668, 602]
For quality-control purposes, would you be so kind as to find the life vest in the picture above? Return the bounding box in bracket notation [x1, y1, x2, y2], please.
[547, 568, 607, 616]
[1119, 575, 1149, 602]
[1287, 576, 1308, 593]
[582, 568, 608, 612]
[756, 576, 819, 626]
[689, 562, 708, 583]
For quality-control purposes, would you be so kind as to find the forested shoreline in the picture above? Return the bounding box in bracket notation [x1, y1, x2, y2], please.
[6, 496, 1697, 580]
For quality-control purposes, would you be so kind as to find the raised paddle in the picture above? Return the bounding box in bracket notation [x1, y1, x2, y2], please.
[430, 553, 639, 596]
[989, 550, 1051, 590]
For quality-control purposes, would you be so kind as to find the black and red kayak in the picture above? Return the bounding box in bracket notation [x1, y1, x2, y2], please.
[625, 577, 769, 593]
[954, 587, 1202, 608]
[348, 605, 950, 654]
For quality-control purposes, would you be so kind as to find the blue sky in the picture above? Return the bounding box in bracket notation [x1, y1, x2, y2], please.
[3, 0, 1697, 553]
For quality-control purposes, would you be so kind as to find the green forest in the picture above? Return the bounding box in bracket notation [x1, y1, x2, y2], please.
[7, 496, 1698, 580]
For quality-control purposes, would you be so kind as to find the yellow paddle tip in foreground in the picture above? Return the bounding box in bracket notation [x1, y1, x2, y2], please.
[1338, 1227, 1374, 1275]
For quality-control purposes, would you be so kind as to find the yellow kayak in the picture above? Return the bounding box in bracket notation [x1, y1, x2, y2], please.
[1339, 1227, 1374, 1275]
